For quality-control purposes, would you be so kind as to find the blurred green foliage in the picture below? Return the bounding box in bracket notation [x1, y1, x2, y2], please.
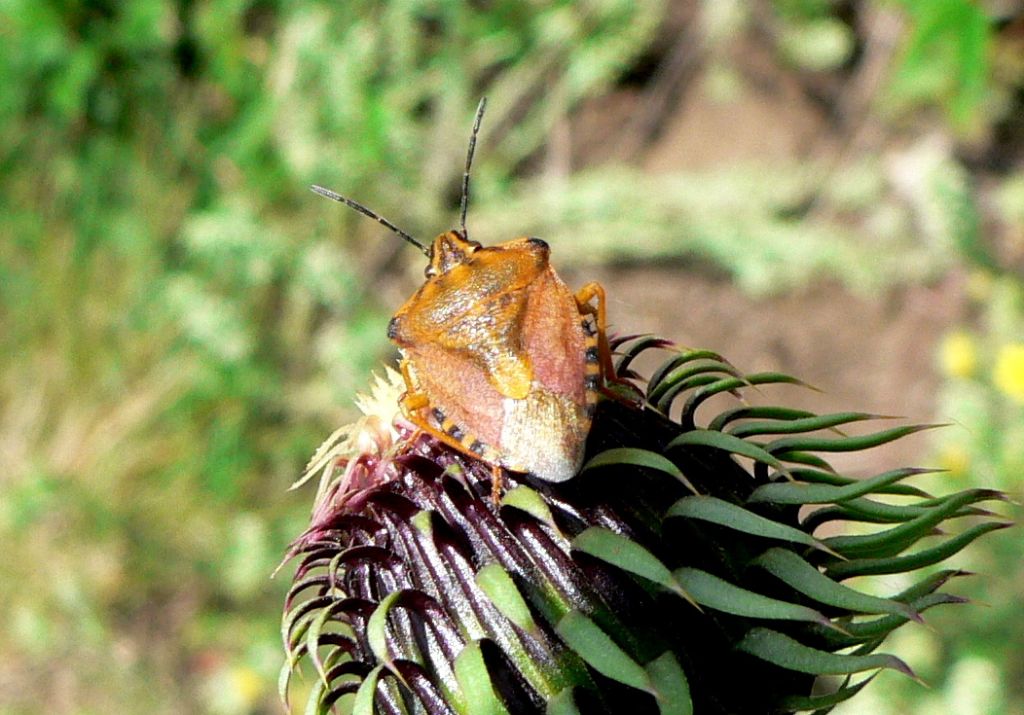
[890, 0, 991, 130]
[0, 0, 663, 712]
[0, 0, 1020, 713]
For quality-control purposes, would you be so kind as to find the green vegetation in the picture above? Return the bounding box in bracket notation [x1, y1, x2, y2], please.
[1, 1, 1019, 713]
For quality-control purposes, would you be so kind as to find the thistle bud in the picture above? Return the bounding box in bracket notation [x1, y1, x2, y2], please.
[282, 339, 1009, 714]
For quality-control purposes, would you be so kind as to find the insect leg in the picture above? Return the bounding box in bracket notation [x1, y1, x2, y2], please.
[395, 360, 437, 448]
[398, 364, 460, 447]
[401, 406, 509, 502]
[573, 282, 616, 382]
[397, 361, 506, 471]
[402, 406, 475, 454]
[490, 465, 505, 504]
[397, 360, 431, 413]
[575, 282, 645, 405]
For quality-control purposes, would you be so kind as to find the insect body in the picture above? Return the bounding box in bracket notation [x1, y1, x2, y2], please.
[313, 99, 611, 489]
[389, 230, 609, 483]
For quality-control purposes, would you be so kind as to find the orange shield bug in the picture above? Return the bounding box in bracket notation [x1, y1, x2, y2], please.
[312, 99, 613, 495]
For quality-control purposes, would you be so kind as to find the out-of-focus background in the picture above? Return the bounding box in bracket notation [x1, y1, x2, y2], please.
[1, 1, 1022, 713]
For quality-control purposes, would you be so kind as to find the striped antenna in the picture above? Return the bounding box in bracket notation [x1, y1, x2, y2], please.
[459, 97, 487, 238]
[310, 184, 429, 256]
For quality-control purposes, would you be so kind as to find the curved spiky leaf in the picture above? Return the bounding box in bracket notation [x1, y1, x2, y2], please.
[648, 361, 741, 407]
[646, 350, 735, 396]
[306, 598, 354, 684]
[655, 375, 733, 414]
[646, 651, 693, 715]
[777, 674, 877, 712]
[765, 425, 941, 457]
[768, 451, 835, 471]
[305, 678, 329, 715]
[367, 591, 402, 667]
[803, 497, 995, 530]
[729, 412, 882, 438]
[755, 548, 919, 620]
[672, 568, 831, 626]
[316, 663, 372, 712]
[708, 406, 816, 432]
[667, 430, 788, 474]
[501, 485, 559, 529]
[615, 335, 676, 375]
[571, 527, 697, 607]
[455, 641, 512, 715]
[813, 592, 968, 649]
[678, 372, 810, 422]
[283, 594, 333, 653]
[737, 628, 915, 678]
[555, 611, 653, 693]
[667, 496, 830, 554]
[608, 333, 648, 351]
[895, 569, 972, 602]
[786, 467, 932, 497]
[353, 664, 386, 715]
[822, 489, 1006, 559]
[826, 522, 1012, 579]
[748, 468, 934, 506]
[278, 659, 294, 708]
[368, 589, 445, 667]
[476, 564, 538, 634]
[581, 448, 698, 495]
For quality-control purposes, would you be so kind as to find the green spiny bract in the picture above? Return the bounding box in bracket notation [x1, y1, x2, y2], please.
[281, 337, 1009, 715]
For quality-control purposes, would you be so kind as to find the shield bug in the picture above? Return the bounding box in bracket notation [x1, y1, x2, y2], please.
[312, 99, 613, 495]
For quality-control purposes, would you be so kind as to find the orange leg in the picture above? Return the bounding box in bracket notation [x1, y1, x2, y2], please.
[490, 465, 505, 505]
[398, 361, 506, 500]
[574, 281, 616, 383]
[400, 389, 474, 456]
[395, 359, 428, 442]
[401, 407, 507, 503]
[398, 360, 464, 449]
[574, 282, 644, 405]
[398, 360, 425, 408]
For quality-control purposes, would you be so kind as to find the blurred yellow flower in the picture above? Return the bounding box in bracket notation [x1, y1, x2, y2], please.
[939, 331, 978, 379]
[204, 662, 267, 715]
[937, 444, 970, 479]
[994, 343, 1024, 402]
[229, 665, 265, 708]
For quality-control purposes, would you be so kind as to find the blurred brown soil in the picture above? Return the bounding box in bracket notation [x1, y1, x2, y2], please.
[566, 12, 972, 473]
[583, 266, 966, 475]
